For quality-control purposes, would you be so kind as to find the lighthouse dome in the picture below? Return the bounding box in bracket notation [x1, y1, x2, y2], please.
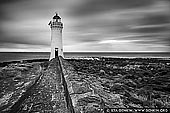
[53, 14, 61, 19]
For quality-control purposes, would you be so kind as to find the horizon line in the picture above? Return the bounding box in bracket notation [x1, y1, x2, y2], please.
[0, 51, 170, 53]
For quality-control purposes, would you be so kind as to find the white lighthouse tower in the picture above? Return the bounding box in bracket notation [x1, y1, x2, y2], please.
[49, 13, 64, 60]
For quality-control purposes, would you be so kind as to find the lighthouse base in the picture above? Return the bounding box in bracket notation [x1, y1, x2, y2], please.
[49, 48, 64, 61]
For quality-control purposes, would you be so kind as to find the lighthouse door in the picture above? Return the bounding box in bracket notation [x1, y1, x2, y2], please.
[55, 48, 58, 57]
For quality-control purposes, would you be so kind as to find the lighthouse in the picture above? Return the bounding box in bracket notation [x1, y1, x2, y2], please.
[49, 13, 64, 60]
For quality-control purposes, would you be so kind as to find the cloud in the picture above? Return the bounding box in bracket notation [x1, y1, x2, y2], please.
[140, 14, 170, 25]
[0, 19, 50, 46]
[0, 0, 170, 52]
[0, 0, 26, 4]
[0, 0, 33, 21]
[128, 13, 170, 45]
[0, 0, 75, 46]
[132, 14, 170, 33]
[64, 39, 169, 52]
[0, 42, 50, 52]
[70, 0, 156, 16]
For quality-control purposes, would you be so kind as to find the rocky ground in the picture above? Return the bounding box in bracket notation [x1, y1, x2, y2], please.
[62, 57, 170, 112]
[0, 57, 170, 113]
[0, 59, 49, 112]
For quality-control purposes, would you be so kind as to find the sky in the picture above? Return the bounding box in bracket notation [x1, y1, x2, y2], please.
[0, 0, 170, 52]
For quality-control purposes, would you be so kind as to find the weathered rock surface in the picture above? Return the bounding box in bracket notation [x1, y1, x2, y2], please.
[63, 57, 170, 112]
[61, 58, 125, 113]
[0, 61, 43, 112]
